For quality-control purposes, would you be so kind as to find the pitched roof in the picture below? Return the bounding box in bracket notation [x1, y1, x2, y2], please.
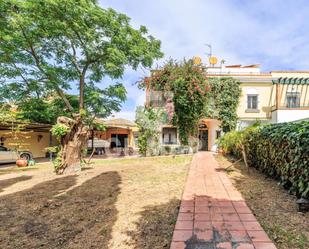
[103, 118, 136, 127]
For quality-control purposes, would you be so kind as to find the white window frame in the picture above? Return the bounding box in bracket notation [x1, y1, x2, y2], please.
[247, 94, 259, 110]
[162, 127, 177, 145]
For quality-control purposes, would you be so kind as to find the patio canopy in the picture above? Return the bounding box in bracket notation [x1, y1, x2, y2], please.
[272, 77, 309, 85]
[0, 121, 52, 132]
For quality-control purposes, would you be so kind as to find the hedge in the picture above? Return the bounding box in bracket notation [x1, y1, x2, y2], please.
[220, 121, 309, 199]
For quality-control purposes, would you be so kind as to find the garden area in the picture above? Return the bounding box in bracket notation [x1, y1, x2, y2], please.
[1, 1, 309, 249]
[0, 155, 191, 249]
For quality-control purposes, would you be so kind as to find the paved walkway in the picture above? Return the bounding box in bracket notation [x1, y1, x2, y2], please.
[170, 152, 277, 249]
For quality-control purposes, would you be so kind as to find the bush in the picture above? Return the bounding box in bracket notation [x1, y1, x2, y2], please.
[245, 121, 309, 198]
[220, 121, 309, 198]
[51, 123, 70, 137]
[218, 130, 243, 157]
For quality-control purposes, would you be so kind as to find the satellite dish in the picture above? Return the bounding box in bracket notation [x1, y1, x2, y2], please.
[193, 56, 202, 65]
[209, 56, 218, 65]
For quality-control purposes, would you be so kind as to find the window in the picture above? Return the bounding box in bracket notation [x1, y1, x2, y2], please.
[150, 91, 164, 107]
[162, 128, 177, 145]
[286, 92, 300, 108]
[247, 94, 258, 110]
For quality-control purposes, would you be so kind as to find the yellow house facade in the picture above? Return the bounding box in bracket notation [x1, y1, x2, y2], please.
[0, 118, 138, 159]
[207, 65, 309, 129]
[146, 64, 309, 152]
[0, 122, 55, 158]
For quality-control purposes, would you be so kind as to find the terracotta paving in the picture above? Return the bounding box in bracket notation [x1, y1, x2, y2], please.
[170, 152, 277, 249]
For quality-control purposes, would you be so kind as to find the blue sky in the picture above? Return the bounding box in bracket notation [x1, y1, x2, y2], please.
[99, 0, 309, 120]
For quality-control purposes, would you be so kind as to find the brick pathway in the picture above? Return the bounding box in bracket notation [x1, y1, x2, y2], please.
[170, 152, 277, 249]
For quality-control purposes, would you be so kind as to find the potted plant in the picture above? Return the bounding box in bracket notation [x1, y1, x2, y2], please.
[16, 157, 28, 167]
[164, 146, 171, 155]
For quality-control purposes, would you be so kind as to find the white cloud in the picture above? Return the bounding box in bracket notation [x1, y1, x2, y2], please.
[99, 0, 309, 119]
[110, 111, 137, 121]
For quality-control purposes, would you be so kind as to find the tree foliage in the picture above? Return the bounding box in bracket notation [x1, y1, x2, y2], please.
[135, 106, 166, 156]
[0, 0, 163, 118]
[15, 95, 78, 124]
[0, 0, 163, 173]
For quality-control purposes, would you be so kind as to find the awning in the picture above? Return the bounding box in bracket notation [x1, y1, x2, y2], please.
[272, 77, 309, 85]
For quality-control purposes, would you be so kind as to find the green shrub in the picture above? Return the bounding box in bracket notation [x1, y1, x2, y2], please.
[164, 146, 171, 155]
[218, 130, 243, 157]
[220, 121, 309, 198]
[244, 121, 309, 198]
[51, 123, 70, 137]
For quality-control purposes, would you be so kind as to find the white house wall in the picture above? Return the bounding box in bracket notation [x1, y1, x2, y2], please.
[271, 110, 309, 123]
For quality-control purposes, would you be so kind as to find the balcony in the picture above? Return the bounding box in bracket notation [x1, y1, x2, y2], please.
[271, 77, 309, 123]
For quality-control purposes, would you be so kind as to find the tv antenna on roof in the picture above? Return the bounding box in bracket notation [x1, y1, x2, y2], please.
[205, 44, 212, 57]
[205, 43, 218, 67]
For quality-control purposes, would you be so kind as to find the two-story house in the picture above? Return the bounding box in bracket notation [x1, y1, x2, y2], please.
[145, 63, 309, 152]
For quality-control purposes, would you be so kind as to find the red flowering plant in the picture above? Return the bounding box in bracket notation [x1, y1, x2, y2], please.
[145, 59, 210, 145]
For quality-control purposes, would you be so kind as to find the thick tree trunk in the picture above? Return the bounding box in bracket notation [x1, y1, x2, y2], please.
[56, 116, 89, 175]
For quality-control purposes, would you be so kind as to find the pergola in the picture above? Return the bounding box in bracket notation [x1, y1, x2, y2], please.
[0, 122, 52, 132]
[272, 77, 309, 109]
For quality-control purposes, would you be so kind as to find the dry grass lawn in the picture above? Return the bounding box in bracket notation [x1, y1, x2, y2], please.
[0, 155, 191, 249]
[216, 154, 309, 249]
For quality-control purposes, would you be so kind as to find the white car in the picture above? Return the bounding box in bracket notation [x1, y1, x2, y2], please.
[0, 146, 33, 164]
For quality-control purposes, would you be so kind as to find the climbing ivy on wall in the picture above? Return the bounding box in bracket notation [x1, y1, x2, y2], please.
[142, 59, 241, 145]
[206, 77, 241, 132]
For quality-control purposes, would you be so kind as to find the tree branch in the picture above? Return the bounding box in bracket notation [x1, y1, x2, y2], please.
[10, 62, 39, 98]
[79, 62, 89, 110]
[20, 26, 74, 112]
[67, 40, 82, 75]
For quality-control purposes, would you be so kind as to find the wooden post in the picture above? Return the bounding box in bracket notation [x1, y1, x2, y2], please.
[241, 144, 249, 174]
[276, 83, 280, 109]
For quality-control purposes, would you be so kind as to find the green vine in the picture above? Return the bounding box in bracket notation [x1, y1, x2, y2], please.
[206, 77, 241, 132]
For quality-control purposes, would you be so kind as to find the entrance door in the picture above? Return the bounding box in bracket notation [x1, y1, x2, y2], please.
[111, 134, 128, 148]
[199, 130, 208, 151]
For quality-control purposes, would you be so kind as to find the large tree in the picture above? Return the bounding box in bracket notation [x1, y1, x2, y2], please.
[0, 0, 163, 173]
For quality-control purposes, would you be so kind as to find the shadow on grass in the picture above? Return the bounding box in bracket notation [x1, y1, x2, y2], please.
[126, 198, 180, 249]
[0, 175, 32, 192]
[0, 171, 121, 249]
